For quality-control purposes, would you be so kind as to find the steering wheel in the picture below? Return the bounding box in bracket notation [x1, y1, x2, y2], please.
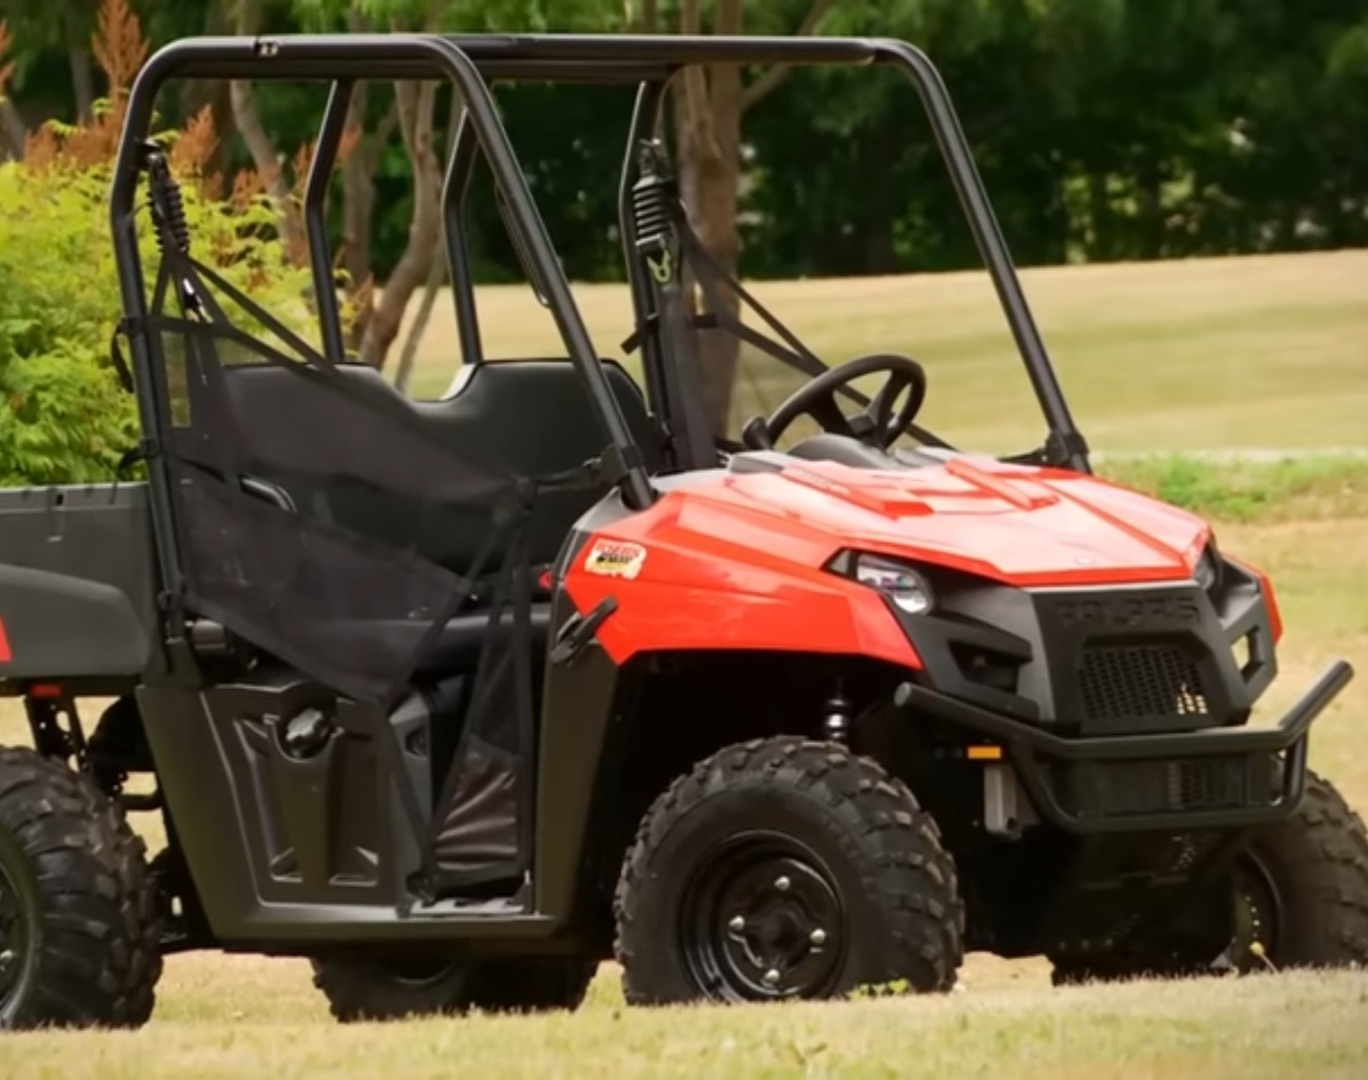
[745, 353, 928, 451]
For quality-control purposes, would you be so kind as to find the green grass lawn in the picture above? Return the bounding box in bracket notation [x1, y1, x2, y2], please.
[3, 249, 1368, 1075]
[397, 248, 1368, 455]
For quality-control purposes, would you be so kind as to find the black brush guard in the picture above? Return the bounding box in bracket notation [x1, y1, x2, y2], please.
[896, 660, 1354, 833]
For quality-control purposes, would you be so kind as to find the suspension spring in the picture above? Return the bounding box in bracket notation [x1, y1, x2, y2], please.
[631, 142, 677, 256]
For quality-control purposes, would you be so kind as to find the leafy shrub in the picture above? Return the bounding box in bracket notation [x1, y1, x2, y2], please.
[0, 1, 318, 487]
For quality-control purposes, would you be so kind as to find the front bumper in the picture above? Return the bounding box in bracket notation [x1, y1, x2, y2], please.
[896, 660, 1354, 833]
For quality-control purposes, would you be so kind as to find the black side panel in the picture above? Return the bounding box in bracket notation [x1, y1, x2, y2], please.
[533, 592, 623, 922]
[0, 484, 159, 679]
[138, 673, 438, 941]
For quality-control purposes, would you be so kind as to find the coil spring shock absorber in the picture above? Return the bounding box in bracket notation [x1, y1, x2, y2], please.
[145, 147, 191, 255]
[631, 141, 677, 282]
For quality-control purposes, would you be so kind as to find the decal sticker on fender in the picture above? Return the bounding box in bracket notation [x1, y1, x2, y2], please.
[584, 538, 647, 580]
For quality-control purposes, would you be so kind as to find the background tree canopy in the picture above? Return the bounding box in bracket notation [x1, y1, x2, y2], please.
[3, 0, 1366, 283]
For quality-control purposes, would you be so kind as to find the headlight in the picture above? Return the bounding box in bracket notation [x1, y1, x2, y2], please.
[854, 554, 935, 616]
[1193, 544, 1221, 591]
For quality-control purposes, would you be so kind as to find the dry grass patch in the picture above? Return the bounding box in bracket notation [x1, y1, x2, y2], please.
[397, 249, 1368, 455]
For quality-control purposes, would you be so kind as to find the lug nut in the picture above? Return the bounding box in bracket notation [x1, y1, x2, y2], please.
[0, 949, 13, 970]
[728, 915, 746, 933]
[810, 928, 827, 946]
[775, 876, 791, 892]
[763, 968, 781, 986]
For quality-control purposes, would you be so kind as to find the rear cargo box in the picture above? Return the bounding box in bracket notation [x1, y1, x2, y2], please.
[0, 484, 160, 681]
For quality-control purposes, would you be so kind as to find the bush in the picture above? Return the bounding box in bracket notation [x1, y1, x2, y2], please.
[0, 2, 318, 487]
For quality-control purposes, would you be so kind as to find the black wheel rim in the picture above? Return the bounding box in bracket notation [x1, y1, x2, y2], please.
[679, 831, 847, 1002]
[0, 854, 34, 1014]
[384, 956, 464, 989]
[1228, 852, 1283, 969]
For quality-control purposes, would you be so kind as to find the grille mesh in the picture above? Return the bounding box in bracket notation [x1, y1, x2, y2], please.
[1060, 758, 1253, 818]
[1079, 644, 1208, 721]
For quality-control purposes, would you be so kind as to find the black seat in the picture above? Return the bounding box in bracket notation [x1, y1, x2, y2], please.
[221, 358, 662, 575]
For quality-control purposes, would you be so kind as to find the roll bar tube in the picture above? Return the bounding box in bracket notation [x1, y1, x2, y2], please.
[423, 33, 1089, 473]
[304, 77, 353, 366]
[110, 39, 658, 602]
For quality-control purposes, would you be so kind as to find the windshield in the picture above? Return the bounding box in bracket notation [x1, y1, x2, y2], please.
[644, 58, 1062, 466]
[686, 237, 1045, 461]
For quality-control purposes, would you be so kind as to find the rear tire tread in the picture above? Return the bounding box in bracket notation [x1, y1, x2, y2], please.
[0, 746, 162, 1030]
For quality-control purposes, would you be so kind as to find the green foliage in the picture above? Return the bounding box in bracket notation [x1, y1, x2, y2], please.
[0, 144, 312, 488]
[1099, 454, 1368, 523]
[10, 0, 1368, 285]
[0, 162, 135, 485]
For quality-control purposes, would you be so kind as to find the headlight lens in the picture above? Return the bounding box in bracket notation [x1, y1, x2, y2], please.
[854, 554, 935, 616]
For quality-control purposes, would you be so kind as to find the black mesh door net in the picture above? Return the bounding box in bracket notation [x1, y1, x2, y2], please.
[143, 230, 558, 891]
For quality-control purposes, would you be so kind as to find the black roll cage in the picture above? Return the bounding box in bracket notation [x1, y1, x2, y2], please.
[112, 32, 1091, 607]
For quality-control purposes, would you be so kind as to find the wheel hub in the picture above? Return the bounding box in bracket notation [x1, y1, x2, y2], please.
[682, 837, 847, 1002]
[0, 858, 30, 1004]
[1226, 855, 1282, 970]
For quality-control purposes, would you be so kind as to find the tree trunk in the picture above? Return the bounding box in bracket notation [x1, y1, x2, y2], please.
[637, 0, 659, 33]
[229, 0, 305, 261]
[358, 80, 443, 370]
[68, 44, 94, 124]
[0, 99, 25, 161]
[393, 91, 462, 393]
[674, 0, 744, 437]
[670, 0, 835, 435]
[393, 253, 447, 394]
[185, 1, 234, 182]
[342, 82, 379, 349]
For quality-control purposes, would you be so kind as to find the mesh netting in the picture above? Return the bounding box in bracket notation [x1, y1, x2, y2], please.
[431, 533, 534, 887]
[677, 227, 870, 452]
[154, 315, 522, 706]
[144, 239, 601, 891]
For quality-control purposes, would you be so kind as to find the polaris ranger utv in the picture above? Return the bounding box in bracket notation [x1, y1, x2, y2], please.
[0, 33, 1365, 1029]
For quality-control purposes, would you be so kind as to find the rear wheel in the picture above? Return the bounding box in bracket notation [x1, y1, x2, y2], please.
[311, 954, 598, 1022]
[0, 746, 162, 1030]
[614, 736, 963, 1005]
[1051, 770, 1368, 985]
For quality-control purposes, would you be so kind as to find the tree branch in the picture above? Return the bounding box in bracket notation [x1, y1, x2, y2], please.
[0, 98, 26, 161]
[677, 0, 721, 163]
[228, 0, 305, 256]
[739, 0, 838, 114]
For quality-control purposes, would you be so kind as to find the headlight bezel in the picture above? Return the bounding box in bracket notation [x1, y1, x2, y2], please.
[844, 552, 936, 616]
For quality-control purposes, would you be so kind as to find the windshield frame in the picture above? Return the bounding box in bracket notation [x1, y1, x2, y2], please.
[432, 34, 1091, 475]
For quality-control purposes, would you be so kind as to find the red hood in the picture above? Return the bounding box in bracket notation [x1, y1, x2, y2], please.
[673, 455, 1211, 588]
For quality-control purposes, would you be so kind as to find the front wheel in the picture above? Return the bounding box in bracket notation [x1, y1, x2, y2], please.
[1051, 769, 1368, 985]
[614, 737, 964, 1005]
[1235, 769, 1368, 969]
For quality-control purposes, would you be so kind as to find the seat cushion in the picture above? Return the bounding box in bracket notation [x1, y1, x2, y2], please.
[220, 358, 662, 575]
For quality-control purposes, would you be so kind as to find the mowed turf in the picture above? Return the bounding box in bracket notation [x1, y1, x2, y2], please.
[399, 248, 1368, 456]
[2, 249, 1368, 1074]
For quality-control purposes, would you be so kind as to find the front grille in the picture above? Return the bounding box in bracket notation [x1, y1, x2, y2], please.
[1054, 756, 1275, 820]
[1079, 643, 1209, 722]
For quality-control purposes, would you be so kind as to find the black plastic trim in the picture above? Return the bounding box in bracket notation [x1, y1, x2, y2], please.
[895, 660, 1353, 833]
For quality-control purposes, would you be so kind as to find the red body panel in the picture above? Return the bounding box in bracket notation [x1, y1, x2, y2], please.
[0, 616, 10, 664]
[564, 456, 1218, 667]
